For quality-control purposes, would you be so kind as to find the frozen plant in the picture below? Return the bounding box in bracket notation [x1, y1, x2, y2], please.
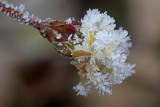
[0, 0, 136, 96]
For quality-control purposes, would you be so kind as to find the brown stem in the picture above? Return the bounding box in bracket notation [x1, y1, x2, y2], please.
[0, 1, 47, 30]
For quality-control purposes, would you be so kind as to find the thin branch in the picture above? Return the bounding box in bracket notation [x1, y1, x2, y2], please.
[0, 0, 82, 58]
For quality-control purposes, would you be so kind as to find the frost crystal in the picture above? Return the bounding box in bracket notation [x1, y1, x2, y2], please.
[72, 9, 135, 96]
[18, 4, 25, 13]
[65, 17, 75, 24]
[56, 34, 62, 39]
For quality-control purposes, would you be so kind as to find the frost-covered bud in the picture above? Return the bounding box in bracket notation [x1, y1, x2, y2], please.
[40, 20, 83, 57]
[72, 9, 136, 96]
[0, 0, 135, 96]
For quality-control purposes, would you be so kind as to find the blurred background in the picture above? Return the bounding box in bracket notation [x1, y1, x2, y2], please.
[0, 0, 160, 107]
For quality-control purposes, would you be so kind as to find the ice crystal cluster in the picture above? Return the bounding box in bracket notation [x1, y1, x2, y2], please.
[72, 9, 136, 96]
[0, 0, 135, 96]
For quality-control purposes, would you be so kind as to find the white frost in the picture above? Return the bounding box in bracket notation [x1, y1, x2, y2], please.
[56, 34, 62, 39]
[73, 9, 136, 96]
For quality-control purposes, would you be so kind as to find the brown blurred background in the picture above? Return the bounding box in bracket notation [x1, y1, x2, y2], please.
[0, 0, 160, 107]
